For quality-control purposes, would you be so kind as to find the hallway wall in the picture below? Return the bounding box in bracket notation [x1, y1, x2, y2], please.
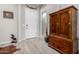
[0, 4, 18, 44]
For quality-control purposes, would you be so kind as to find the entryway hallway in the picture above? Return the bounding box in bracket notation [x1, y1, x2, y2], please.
[14, 37, 59, 54]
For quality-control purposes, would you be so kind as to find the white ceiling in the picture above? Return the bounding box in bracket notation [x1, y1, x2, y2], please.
[26, 4, 45, 9]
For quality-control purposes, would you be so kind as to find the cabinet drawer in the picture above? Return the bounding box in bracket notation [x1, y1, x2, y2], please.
[49, 36, 73, 53]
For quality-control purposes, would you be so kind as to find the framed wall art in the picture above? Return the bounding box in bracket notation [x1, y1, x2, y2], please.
[3, 11, 14, 19]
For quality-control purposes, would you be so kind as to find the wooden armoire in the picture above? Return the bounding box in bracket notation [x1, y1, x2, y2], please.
[48, 6, 78, 54]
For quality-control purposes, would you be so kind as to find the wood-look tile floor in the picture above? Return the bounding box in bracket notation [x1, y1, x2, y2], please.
[14, 37, 59, 54]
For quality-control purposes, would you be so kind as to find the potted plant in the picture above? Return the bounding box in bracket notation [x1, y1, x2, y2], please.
[10, 34, 17, 46]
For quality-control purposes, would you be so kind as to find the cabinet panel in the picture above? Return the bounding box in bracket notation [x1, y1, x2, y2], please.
[50, 14, 57, 34]
[59, 10, 70, 36]
[50, 14, 60, 34]
[59, 10, 72, 39]
[49, 35, 73, 54]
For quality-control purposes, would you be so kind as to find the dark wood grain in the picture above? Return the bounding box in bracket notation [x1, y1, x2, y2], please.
[0, 45, 20, 54]
[48, 6, 78, 54]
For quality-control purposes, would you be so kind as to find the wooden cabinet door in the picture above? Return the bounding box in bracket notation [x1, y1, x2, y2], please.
[59, 10, 71, 38]
[50, 14, 57, 34]
[50, 13, 60, 34]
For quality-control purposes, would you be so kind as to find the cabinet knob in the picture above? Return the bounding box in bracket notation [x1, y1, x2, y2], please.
[68, 11, 71, 14]
[68, 22, 71, 25]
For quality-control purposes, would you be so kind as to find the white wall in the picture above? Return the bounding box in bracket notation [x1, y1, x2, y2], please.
[0, 4, 18, 44]
[20, 5, 26, 40]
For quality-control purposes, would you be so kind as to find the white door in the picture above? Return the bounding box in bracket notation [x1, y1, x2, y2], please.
[25, 7, 39, 39]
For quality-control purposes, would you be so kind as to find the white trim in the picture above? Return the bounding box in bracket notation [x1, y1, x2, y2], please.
[0, 36, 41, 45]
[0, 41, 11, 47]
[18, 36, 41, 43]
[0, 36, 42, 46]
[0, 41, 11, 45]
[17, 4, 22, 40]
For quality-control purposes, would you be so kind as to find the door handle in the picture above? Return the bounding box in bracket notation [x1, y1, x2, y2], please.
[26, 24, 28, 29]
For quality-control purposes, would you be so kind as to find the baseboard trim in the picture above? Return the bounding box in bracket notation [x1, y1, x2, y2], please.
[0, 41, 11, 47]
[0, 36, 41, 45]
[0, 41, 11, 45]
[18, 36, 41, 43]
